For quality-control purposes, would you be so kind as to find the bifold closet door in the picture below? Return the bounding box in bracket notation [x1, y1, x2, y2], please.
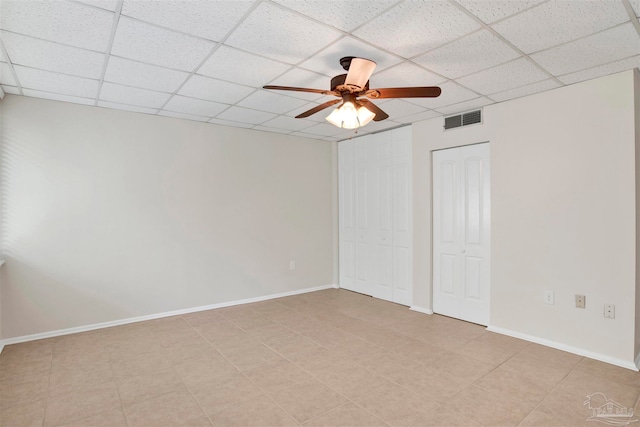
[432, 143, 490, 325]
[338, 140, 356, 291]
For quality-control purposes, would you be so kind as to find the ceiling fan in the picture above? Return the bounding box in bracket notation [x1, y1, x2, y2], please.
[263, 56, 441, 129]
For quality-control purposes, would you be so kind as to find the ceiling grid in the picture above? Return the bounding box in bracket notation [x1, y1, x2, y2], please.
[0, 0, 637, 141]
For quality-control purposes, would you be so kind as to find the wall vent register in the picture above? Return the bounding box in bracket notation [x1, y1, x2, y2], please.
[444, 109, 482, 130]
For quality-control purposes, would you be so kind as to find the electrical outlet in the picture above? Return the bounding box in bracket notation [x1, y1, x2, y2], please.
[544, 290, 554, 305]
[604, 304, 615, 319]
[289, 260, 295, 270]
[575, 294, 586, 309]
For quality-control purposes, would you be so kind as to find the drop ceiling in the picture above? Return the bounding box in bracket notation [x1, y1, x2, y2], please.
[1, 0, 639, 142]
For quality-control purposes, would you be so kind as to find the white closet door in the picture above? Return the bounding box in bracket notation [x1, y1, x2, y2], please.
[354, 138, 377, 297]
[338, 140, 356, 291]
[391, 128, 412, 306]
[373, 134, 393, 301]
[432, 143, 490, 325]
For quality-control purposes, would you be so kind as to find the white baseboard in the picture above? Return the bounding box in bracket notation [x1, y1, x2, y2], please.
[410, 305, 433, 315]
[0, 283, 339, 349]
[487, 325, 639, 372]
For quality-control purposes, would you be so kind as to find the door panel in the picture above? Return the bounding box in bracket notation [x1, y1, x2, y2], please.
[433, 143, 490, 325]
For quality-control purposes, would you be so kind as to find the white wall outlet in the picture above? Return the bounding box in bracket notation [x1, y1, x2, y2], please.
[604, 304, 615, 319]
[289, 260, 295, 270]
[575, 294, 586, 309]
[544, 290, 554, 305]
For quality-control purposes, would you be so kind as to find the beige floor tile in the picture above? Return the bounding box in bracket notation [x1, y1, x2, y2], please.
[517, 408, 583, 427]
[353, 348, 424, 380]
[0, 339, 54, 361]
[474, 368, 547, 404]
[189, 373, 264, 413]
[207, 394, 297, 427]
[431, 351, 497, 382]
[0, 399, 47, 427]
[53, 332, 104, 356]
[174, 355, 240, 388]
[182, 416, 214, 426]
[303, 402, 388, 427]
[267, 377, 348, 423]
[195, 320, 247, 344]
[261, 333, 325, 361]
[555, 369, 639, 409]
[182, 310, 226, 327]
[454, 334, 526, 366]
[443, 385, 536, 426]
[354, 382, 440, 427]
[124, 390, 205, 427]
[496, 351, 577, 391]
[52, 346, 111, 369]
[391, 366, 469, 403]
[409, 406, 480, 427]
[110, 351, 172, 379]
[536, 388, 597, 424]
[0, 374, 49, 410]
[57, 408, 128, 427]
[116, 369, 185, 406]
[574, 358, 640, 388]
[310, 362, 389, 399]
[44, 381, 121, 426]
[0, 355, 52, 384]
[162, 336, 219, 365]
[244, 359, 312, 393]
[49, 361, 114, 395]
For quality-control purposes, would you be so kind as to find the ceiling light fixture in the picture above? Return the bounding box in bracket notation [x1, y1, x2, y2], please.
[325, 94, 375, 129]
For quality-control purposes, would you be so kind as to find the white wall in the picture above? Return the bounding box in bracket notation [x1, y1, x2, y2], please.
[413, 70, 638, 366]
[635, 69, 640, 362]
[0, 95, 334, 339]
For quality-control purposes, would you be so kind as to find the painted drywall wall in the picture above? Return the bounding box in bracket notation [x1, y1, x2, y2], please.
[635, 69, 640, 362]
[0, 95, 334, 339]
[413, 70, 638, 365]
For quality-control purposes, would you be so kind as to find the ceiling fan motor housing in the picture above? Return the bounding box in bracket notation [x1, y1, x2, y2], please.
[331, 74, 369, 93]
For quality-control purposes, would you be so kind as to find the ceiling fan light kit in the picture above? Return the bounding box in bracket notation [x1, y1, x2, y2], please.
[263, 56, 442, 130]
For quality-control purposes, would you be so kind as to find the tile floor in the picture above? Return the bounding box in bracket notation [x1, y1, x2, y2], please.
[1, 289, 639, 426]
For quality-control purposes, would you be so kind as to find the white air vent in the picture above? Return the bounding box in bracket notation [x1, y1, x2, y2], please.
[444, 109, 482, 130]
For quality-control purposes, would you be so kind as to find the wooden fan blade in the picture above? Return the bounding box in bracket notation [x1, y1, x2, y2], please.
[364, 86, 441, 99]
[263, 85, 338, 97]
[295, 99, 342, 118]
[344, 58, 377, 90]
[358, 99, 389, 122]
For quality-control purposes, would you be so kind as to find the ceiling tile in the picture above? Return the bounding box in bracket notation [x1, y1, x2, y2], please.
[178, 75, 255, 104]
[298, 36, 403, 78]
[225, 2, 342, 64]
[406, 81, 479, 109]
[104, 56, 188, 93]
[394, 109, 441, 124]
[370, 62, 446, 88]
[632, 0, 640, 17]
[2, 85, 20, 95]
[14, 65, 99, 98]
[360, 120, 402, 133]
[111, 17, 215, 71]
[374, 99, 426, 119]
[0, 48, 5, 62]
[121, 0, 254, 41]
[158, 110, 211, 122]
[456, 57, 548, 94]
[238, 90, 309, 114]
[455, 0, 545, 24]
[252, 125, 293, 135]
[260, 115, 317, 132]
[492, 1, 629, 54]
[435, 96, 494, 115]
[22, 88, 95, 105]
[97, 100, 158, 114]
[557, 55, 640, 85]
[489, 79, 561, 102]
[530, 24, 640, 76]
[99, 81, 171, 108]
[295, 122, 344, 137]
[353, 0, 480, 58]
[272, 0, 397, 32]
[0, 31, 105, 79]
[268, 68, 330, 101]
[209, 118, 255, 129]
[0, 0, 114, 51]
[216, 106, 277, 125]
[283, 101, 328, 121]
[198, 46, 291, 88]
[75, 0, 119, 12]
[0, 63, 17, 86]
[414, 29, 520, 79]
[163, 95, 227, 117]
